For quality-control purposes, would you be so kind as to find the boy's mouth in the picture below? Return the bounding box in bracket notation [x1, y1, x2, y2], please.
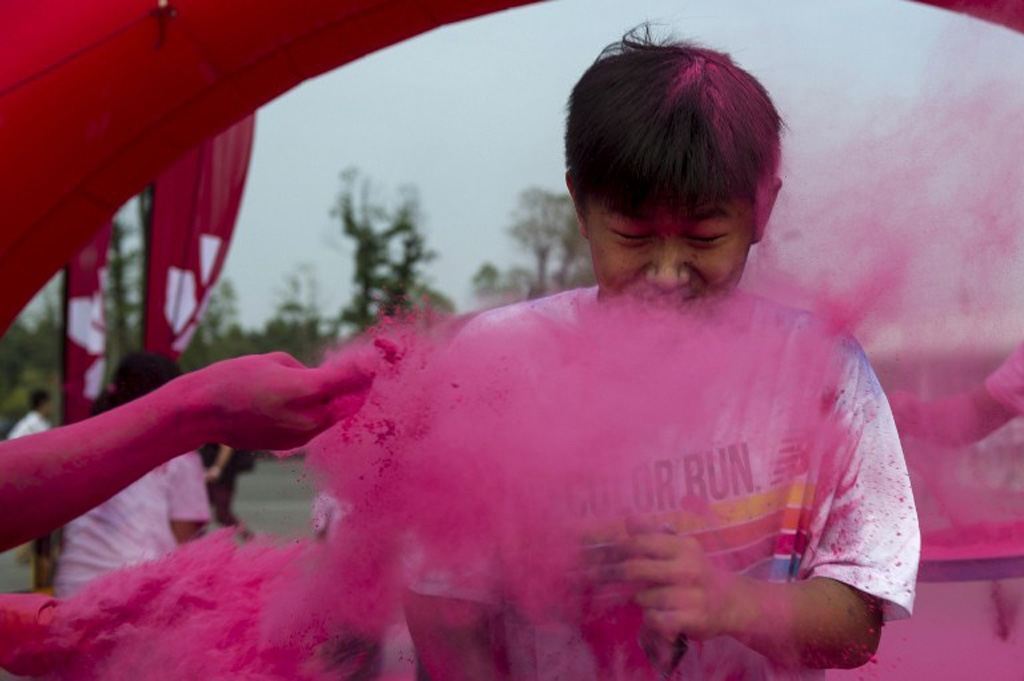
[625, 284, 702, 308]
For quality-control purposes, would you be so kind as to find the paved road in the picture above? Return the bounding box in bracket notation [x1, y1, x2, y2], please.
[0, 458, 315, 593]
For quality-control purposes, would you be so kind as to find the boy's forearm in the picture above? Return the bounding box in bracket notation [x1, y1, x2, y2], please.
[725, 576, 881, 669]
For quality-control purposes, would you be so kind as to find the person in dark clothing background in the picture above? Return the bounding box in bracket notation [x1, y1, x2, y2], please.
[200, 443, 256, 539]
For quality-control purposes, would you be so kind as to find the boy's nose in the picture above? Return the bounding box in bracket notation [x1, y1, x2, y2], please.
[646, 245, 693, 290]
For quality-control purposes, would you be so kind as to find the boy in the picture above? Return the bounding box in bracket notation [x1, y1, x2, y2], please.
[405, 31, 919, 680]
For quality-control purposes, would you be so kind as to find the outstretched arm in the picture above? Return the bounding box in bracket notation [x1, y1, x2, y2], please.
[890, 386, 1015, 446]
[0, 352, 374, 551]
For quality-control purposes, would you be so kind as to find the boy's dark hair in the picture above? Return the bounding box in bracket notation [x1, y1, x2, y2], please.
[565, 26, 783, 215]
[29, 389, 50, 410]
[92, 352, 181, 415]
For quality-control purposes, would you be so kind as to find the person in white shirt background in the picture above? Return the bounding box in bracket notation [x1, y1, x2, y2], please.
[6, 389, 52, 441]
[53, 352, 211, 598]
[6, 389, 54, 565]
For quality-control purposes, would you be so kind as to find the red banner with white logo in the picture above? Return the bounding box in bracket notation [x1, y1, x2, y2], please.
[143, 115, 255, 358]
[62, 222, 112, 424]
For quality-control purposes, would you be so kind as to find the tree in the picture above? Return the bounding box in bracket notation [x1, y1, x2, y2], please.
[470, 263, 503, 300]
[332, 168, 453, 333]
[106, 214, 143, 366]
[472, 187, 594, 304]
[181, 268, 335, 369]
[257, 264, 331, 364]
[0, 278, 62, 425]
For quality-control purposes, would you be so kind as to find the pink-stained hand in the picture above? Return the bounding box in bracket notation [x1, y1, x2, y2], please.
[593, 520, 749, 648]
[626, 534, 742, 642]
[181, 351, 376, 451]
[608, 532, 881, 671]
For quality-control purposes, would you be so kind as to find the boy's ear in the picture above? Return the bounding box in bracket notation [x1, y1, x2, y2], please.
[565, 172, 589, 239]
[753, 175, 782, 243]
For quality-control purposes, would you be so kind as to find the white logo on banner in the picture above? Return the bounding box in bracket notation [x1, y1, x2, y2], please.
[199, 234, 222, 286]
[165, 267, 198, 335]
[67, 290, 106, 355]
[67, 266, 108, 410]
[84, 358, 106, 399]
[164, 234, 223, 352]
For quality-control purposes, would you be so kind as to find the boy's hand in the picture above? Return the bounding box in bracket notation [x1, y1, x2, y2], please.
[582, 520, 756, 674]
[584, 517, 756, 642]
[608, 529, 751, 644]
[591, 521, 884, 670]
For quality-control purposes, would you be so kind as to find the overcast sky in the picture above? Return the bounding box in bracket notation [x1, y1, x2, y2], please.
[218, 0, 1012, 328]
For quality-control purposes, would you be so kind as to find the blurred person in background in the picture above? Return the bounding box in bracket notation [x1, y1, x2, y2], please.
[6, 389, 54, 566]
[201, 443, 256, 540]
[53, 352, 210, 598]
[7, 389, 52, 440]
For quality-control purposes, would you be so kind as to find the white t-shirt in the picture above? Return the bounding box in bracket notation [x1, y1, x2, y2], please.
[412, 288, 920, 681]
[312, 492, 349, 540]
[54, 452, 210, 597]
[7, 410, 50, 439]
[985, 342, 1024, 415]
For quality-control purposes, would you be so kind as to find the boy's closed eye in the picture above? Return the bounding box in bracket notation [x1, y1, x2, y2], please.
[687, 233, 727, 246]
[610, 230, 726, 246]
[611, 230, 653, 242]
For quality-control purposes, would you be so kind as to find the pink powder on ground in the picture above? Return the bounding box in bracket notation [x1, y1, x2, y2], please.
[35, 533, 332, 680]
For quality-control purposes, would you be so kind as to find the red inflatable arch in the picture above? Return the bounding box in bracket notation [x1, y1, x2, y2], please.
[0, 0, 1022, 333]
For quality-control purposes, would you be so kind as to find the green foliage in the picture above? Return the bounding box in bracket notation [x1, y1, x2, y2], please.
[472, 187, 594, 304]
[332, 168, 452, 333]
[181, 267, 333, 369]
[106, 215, 143, 366]
[0, 278, 62, 425]
[256, 265, 332, 363]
